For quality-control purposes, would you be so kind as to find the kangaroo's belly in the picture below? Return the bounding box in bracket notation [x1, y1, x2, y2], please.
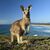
[10, 22, 26, 36]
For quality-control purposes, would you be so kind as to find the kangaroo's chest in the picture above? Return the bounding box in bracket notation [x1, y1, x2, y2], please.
[20, 19, 30, 31]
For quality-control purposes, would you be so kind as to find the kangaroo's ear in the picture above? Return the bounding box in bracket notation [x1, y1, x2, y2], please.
[20, 5, 24, 11]
[28, 5, 32, 11]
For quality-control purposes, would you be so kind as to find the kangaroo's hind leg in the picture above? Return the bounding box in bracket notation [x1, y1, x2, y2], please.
[20, 36, 22, 42]
[20, 36, 29, 44]
[11, 32, 14, 43]
[16, 34, 20, 44]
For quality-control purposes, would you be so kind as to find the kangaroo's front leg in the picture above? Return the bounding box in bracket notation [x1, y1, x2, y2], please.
[25, 25, 30, 35]
[27, 25, 30, 33]
[22, 26, 26, 35]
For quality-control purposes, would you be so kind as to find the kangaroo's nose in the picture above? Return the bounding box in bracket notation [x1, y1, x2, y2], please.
[25, 12, 28, 15]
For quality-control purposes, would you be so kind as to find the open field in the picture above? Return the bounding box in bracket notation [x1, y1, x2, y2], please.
[0, 35, 50, 50]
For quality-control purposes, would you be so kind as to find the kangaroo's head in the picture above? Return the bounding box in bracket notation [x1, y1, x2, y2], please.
[20, 5, 32, 18]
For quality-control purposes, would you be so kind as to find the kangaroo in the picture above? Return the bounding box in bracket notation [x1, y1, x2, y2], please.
[10, 5, 32, 44]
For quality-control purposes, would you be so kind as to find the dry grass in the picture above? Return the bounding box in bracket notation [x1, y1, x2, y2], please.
[0, 35, 50, 50]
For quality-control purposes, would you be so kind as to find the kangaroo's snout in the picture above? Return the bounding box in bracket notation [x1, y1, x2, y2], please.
[20, 5, 32, 18]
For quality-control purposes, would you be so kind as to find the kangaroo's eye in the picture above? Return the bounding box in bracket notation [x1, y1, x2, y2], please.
[24, 12, 25, 14]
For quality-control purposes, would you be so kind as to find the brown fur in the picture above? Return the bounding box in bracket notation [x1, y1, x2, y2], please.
[10, 5, 32, 44]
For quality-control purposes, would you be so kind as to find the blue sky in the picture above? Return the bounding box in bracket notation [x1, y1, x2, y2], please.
[0, 0, 50, 24]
